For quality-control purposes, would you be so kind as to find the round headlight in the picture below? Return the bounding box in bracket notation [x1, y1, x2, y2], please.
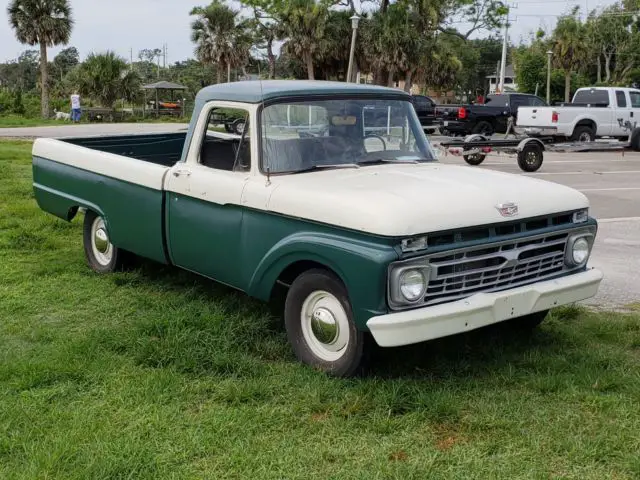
[399, 269, 426, 302]
[572, 237, 590, 264]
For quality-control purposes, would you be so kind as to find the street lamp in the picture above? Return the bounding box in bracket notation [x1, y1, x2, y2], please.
[546, 50, 553, 104]
[346, 14, 361, 83]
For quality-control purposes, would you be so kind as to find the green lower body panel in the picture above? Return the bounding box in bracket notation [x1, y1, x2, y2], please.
[32, 156, 168, 264]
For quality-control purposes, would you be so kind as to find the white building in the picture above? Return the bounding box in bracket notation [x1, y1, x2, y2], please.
[486, 65, 518, 94]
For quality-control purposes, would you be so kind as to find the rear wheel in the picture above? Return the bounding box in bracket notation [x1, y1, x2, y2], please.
[473, 121, 494, 137]
[83, 210, 126, 273]
[570, 126, 595, 142]
[284, 269, 369, 377]
[517, 142, 544, 172]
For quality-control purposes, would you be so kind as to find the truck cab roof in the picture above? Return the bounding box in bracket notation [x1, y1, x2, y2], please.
[194, 80, 410, 106]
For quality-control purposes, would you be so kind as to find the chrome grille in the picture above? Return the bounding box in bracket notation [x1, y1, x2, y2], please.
[424, 231, 571, 305]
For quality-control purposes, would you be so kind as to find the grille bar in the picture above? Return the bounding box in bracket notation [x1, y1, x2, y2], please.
[422, 230, 573, 305]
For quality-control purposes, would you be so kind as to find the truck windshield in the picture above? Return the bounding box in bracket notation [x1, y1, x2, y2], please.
[260, 98, 435, 174]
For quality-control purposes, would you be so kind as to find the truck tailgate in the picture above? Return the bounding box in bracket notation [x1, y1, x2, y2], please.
[516, 106, 556, 127]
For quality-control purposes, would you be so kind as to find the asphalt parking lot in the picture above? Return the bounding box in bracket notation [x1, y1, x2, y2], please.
[438, 149, 640, 309]
[2, 124, 638, 309]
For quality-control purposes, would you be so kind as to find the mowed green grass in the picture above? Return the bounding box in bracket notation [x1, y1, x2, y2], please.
[1, 140, 640, 479]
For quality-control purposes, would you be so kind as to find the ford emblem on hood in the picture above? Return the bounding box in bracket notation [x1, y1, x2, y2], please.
[496, 202, 519, 217]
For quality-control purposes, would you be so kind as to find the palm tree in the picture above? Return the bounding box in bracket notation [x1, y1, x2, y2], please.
[552, 8, 587, 102]
[279, 0, 329, 80]
[74, 51, 141, 108]
[7, 0, 73, 118]
[190, 1, 246, 84]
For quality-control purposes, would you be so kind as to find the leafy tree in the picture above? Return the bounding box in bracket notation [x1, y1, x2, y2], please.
[190, 1, 249, 83]
[439, 0, 509, 39]
[7, 0, 74, 118]
[0, 50, 39, 92]
[74, 51, 141, 108]
[279, 0, 329, 80]
[551, 7, 587, 102]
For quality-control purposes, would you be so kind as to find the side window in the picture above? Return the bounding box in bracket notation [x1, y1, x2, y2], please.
[199, 107, 250, 172]
[413, 96, 429, 110]
[616, 91, 627, 108]
[629, 91, 640, 108]
[510, 96, 526, 111]
[531, 97, 546, 106]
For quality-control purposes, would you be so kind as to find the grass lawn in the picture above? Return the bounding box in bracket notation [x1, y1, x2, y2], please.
[1, 140, 639, 479]
[0, 114, 189, 129]
[0, 115, 65, 128]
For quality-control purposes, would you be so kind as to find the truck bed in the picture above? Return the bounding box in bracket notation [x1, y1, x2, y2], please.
[62, 132, 187, 167]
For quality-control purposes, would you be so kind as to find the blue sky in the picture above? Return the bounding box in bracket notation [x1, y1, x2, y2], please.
[0, 0, 618, 64]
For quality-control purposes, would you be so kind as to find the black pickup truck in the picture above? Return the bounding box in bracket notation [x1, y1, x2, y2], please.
[437, 93, 547, 136]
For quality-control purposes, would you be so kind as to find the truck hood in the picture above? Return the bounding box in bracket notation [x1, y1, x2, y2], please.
[266, 163, 589, 237]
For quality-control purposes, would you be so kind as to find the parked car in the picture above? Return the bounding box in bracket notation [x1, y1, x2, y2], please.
[517, 87, 640, 142]
[32, 80, 602, 376]
[437, 93, 547, 136]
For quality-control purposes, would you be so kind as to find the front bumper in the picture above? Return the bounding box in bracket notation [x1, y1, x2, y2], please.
[367, 268, 603, 347]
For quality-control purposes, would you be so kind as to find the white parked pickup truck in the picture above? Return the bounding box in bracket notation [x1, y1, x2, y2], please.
[517, 87, 640, 142]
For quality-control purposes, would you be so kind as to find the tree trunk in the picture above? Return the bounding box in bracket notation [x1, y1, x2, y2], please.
[227, 62, 231, 83]
[604, 53, 612, 83]
[305, 53, 314, 80]
[387, 69, 395, 87]
[596, 56, 602, 84]
[39, 43, 49, 119]
[404, 70, 413, 93]
[381, 0, 390, 13]
[564, 71, 571, 103]
[216, 67, 222, 84]
[267, 39, 276, 79]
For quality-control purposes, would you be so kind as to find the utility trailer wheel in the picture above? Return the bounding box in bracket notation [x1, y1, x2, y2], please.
[463, 136, 487, 166]
[517, 142, 544, 172]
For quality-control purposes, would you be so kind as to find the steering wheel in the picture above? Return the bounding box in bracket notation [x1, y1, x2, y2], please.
[363, 133, 387, 152]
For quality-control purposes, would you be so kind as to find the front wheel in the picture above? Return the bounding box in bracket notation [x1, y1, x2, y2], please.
[83, 210, 126, 273]
[284, 269, 368, 377]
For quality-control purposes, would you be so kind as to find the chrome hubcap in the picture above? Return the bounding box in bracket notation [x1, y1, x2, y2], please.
[311, 307, 339, 345]
[94, 228, 109, 253]
[301, 290, 350, 362]
[91, 216, 113, 266]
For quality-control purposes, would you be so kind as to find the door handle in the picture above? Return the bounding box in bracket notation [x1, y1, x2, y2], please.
[173, 168, 191, 177]
[631, 112, 634, 118]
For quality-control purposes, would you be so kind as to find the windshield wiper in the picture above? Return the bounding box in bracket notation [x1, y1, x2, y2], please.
[290, 163, 360, 174]
[356, 157, 422, 165]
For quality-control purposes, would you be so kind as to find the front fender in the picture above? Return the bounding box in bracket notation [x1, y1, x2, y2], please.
[247, 231, 398, 329]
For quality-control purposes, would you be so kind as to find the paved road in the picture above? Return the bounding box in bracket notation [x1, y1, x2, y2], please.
[2, 124, 638, 308]
[438, 150, 640, 309]
[0, 123, 189, 139]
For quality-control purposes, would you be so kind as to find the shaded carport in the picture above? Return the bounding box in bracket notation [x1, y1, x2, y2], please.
[142, 81, 188, 117]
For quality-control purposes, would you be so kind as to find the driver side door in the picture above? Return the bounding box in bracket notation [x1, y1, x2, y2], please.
[165, 102, 253, 288]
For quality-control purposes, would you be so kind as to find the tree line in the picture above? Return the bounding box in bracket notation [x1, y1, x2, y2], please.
[4, 0, 640, 118]
[514, 2, 640, 103]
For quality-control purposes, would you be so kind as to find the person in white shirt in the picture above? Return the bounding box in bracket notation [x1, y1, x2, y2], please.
[70, 92, 81, 123]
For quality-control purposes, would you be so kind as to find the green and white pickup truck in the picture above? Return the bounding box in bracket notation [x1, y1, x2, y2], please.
[32, 80, 603, 376]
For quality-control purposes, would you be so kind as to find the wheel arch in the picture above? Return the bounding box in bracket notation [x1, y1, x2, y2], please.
[246, 231, 397, 328]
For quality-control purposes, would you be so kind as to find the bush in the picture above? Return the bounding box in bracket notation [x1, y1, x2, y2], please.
[12, 90, 25, 115]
